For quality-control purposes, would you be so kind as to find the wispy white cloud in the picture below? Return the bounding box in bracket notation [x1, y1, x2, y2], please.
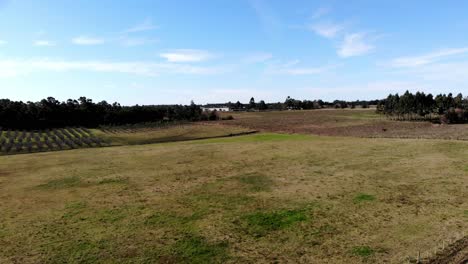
[311, 7, 330, 19]
[389, 62, 468, 84]
[34, 30, 46, 36]
[249, 0, 282, 36]
[124, 18, 158, 33]
[388, 47, 468, 68]
[338, 33, 374, 58]
[266, 60, 336, 75]
[299, 81, 426, 100]
[242, 52, 273, 63]
[34, 40, 55, 46]
[72, 36, 105, 45]
[0, 58, 229, 78]
[159, 49, 215, 63]
[120, 37, 159, 47]
[160, 87, 280, 104]
[309, 21, 344, 38]
[0, 40, 6, 45]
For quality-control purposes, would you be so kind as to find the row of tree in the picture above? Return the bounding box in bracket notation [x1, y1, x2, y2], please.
[0, 97, 204, 129]
[212, 97, 379, 111]
[376, 91, 468, 123]
[2, 92, 467, 129]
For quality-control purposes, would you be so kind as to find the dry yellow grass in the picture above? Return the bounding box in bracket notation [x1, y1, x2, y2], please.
[219, 109, 468, 140]
[0, 133, 467, 263]
[92, 123, 254, 146]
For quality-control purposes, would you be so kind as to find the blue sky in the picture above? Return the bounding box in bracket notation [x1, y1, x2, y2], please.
[0, 0, 467, 105]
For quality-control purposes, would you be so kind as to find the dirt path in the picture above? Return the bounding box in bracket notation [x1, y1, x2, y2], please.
[427, 237, 468, 264]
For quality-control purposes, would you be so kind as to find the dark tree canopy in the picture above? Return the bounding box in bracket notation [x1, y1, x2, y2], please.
[0, 97, 203, 129]
[377, 91, 468, 123]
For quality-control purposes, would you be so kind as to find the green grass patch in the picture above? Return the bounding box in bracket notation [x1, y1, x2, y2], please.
[45, 239, 108, 264]
[97, 208, 127, 223]
[351, 246, 374, 257]
[0, 224, 7, 238]
[190, 192, 254, 211]
[236, 173, 273, 192]
[98, 177, 129, 185]
[464, 210, 468, 217]
[144, 212, 202, 228]
[187, 179, 256, 211]
[353, 193, 376, 203]
[170, 235, 229, 263]
[62, 201, 87, 219]
[36, 176, 84, 190]
[241, 209, 307, 237]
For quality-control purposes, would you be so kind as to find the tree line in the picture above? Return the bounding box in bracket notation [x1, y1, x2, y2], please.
[376, 91, 468, 123]
[2, 91, 467, 129]
[212, 97, 380, 111]
[0, 97, 204, 129]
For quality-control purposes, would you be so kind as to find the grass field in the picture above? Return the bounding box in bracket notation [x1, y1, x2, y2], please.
[0, 132, 466, 263]
[219, 109, 468, 140]
[93, 123, 255, 146]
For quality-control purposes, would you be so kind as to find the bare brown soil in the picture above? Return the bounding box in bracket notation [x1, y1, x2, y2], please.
[219, 109, 468, 140]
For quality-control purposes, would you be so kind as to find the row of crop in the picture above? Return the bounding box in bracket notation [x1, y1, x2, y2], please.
[0, 127, 109, 155]
[0, 127, 93, 142]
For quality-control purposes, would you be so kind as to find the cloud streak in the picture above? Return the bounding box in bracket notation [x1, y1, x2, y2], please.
[338, 33, 374, 58]
[120, 37, 159, 47]
[242, 52, 273, 63]
[72, 36, 105, 45]
[266, 60, 336, 75]
[309, 22, 344, 38]
[389, 47, 468, 67]
[124, 18, 158, 33]
[159, 49, 215, 63]
[249, 0, 282, 36]
[311, 7, 331, 19]
[34, 40, 55, 46]
[0, 58, 229, 78]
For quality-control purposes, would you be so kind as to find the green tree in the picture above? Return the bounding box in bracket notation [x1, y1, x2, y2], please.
[248, 97, 256, 110]
[258, 100, 268, 110]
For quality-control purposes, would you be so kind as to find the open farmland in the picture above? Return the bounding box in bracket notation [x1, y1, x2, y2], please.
[93, 123, 255, 146]
[219, 109, 468, 140]
[0, 133, 466, 263]
[0, 124, 254, 155]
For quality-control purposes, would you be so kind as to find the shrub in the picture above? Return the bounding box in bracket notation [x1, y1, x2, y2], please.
[36, 141, 44, 151]
[5, 143, 12, 153]
[64, 139, 75, 149]
[15, 142, 22, 152]
[222, 115, 234, 120]
[352, 246, 374, 257]
[26, 142, 33, 152]
[209, 110, 219, 121]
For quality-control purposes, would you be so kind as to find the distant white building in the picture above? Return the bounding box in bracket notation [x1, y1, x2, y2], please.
[201, 107, 230, 112]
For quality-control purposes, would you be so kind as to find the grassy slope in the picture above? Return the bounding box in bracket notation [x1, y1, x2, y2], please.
[0, 134, 467, 263]
[92, 123, 254, 146]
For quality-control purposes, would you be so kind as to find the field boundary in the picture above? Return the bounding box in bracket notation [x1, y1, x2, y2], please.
[425, 235, 468, 264]
[404, 232, 467, 263]
[136, 130, 260, 144]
